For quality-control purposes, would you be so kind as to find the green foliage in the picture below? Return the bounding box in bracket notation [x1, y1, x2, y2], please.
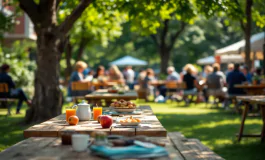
[0, 41, 36, 97]
[0, 0, 23, 39]
[59, 4, 127, 48]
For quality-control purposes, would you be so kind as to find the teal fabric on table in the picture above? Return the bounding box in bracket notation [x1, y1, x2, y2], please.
[90, 145, 168, 159]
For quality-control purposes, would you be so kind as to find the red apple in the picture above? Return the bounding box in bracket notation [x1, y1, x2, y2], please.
[100, 115, 113, 128]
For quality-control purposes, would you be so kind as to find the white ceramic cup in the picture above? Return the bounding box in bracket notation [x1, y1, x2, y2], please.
[72, 134, 89, 152]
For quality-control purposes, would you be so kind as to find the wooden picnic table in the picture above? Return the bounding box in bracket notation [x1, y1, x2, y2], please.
[92, 81, 118, 90]
[150, 80, 166, 86]
[24, 106, 167, 138]
[234, 84, 265, 95]
[0, 132, 223, 160]
[85, 89, 138, 106]
[236, 96, 265, 142]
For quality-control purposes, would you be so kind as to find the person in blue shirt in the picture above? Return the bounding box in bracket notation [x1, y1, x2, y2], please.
[226, 64, 247, 95]
[68, 61, 88, 96]
[241, 66, 252, 83]
[0, 64, 31, 114]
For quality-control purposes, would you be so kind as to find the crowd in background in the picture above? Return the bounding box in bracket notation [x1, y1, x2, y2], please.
[68, 60, 264, 101]
[1, 60, 264, 113]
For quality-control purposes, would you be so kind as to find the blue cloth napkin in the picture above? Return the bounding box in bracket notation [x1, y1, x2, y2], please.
[90, 145, 168, 159]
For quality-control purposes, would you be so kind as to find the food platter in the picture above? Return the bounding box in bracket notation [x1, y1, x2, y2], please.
[110, 99, 137, 113]
[118, 116, 141, 126]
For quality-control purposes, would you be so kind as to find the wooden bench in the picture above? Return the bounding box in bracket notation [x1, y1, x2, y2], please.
[0, 132, 223, 160]
[71, 81, 92, 103]
[0, 83, 16, 115]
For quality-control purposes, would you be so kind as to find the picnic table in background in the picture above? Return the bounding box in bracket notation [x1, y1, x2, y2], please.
[234, 84, 265, 95]
[150, 80, 166, 87]
[236, 96, 265, 142]
[85, 89, 138, 106]
[0, 132, 224, 160]
[24, 106, 166, 138]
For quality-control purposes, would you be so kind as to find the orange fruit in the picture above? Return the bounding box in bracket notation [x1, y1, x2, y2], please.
[68, 115, 79, 125]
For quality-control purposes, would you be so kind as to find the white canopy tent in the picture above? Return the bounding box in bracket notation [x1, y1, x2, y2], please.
[221, 55, 244, 63]
[215, 32, 265, 57]
[239, 32, 264, 52]
[197, 55, 244, 65]
[109, 56, 148, 66]
[215, 40, 245, 56]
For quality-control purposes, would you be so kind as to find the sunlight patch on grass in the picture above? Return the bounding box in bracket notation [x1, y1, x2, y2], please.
[192, 119, 262, 130]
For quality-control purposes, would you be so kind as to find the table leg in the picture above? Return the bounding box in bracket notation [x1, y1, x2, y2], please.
[260, 105, 265, 142]
[238, 103, 249, 142]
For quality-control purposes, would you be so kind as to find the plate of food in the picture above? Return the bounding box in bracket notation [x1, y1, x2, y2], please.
[110, 99, 137, 113]
[119, 116, 141, 126]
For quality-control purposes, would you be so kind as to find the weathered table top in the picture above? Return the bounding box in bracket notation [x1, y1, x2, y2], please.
[85, 89, 138, 100]
[150, 80, 166, 86]
[24, 106, 167, 138]
[234, 84, 265, 89]
[237, 95, 265, 105]
[1, 132, 223, 160]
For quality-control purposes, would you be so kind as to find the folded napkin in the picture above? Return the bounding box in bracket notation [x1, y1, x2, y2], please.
[90, 145, 168, 159]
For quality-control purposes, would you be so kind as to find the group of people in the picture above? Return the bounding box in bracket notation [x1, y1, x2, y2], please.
[1, 60, 263, 113]
[68, 61, 135, 96]
[137, 63, 263, 104]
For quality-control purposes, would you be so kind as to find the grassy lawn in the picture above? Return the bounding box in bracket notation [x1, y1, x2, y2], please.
[1, 101, 265, 160]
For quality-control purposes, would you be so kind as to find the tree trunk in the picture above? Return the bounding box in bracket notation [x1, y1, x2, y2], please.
[159, 48, 170, 74]
[244, 0, 252, 68]
[263, 32, 265, 74]
[25, 28, 63, 123]
[65, 38, 73, 82]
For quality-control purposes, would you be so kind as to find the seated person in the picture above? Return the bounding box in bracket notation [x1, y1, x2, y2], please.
[143, 69, 156, 99]
[182, 64, 200, 102]
[241, 66, 252, 83]
[94, 65, 106, 81]
[108, 65, 124, 84]
[225, 63, 234, 77]
[68, 61, 89, 96]
[204, 64, 226, 102]
[159, 66, 180, 97]
[0, 64, 31, 114]
[226, 63, 246, 95]
[137, 69, 146, 88]
[166, 66, 180, 81]
[85, 70, 94, 82]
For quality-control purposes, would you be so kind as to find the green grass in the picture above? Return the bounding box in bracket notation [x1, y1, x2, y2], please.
[1, 101, 265, 160]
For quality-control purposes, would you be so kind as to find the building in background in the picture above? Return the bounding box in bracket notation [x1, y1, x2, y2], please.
[0, 0, 36, 46]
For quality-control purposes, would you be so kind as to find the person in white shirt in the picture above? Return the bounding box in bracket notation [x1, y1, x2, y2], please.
[166, 66, 180, 81]
[124, 66, 135, 90]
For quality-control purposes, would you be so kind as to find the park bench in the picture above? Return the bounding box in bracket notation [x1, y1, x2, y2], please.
[0, 132, 223, 159]
[165, 81, 186, 102]
[71, 81, 92, 103]
[0, 83, 16, 115]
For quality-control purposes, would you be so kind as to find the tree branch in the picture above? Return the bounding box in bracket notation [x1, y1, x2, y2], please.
[58, 0, 92, 34]
[168, 21, 186, 51]
[18, 0, 40, 24]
